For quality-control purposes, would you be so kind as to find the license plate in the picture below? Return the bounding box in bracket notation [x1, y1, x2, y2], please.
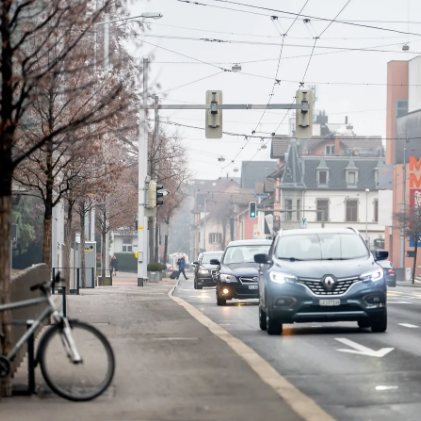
[319, 299, 340, 306]
[249, 285, 258, 290]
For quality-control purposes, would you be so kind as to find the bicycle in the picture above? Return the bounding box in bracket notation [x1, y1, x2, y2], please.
[0, 273, 115, 401]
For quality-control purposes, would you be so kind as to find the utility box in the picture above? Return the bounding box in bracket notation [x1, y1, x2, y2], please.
[78, 241, 96, 288]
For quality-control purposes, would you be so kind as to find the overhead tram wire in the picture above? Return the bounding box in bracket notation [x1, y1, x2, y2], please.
[221, 2, 313, 171]
[201, 0, 421, 37]
[139, 34, 421, 55]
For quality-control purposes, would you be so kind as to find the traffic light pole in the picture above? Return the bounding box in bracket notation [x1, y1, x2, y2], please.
[138, 58, 149, 287]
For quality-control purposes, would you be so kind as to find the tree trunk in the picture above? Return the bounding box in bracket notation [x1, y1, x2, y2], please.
[42, 209, 53, 270]
[164, 232, 169, 264]
[102, 213, 107, 282]
[64, 200, 74, 294]
[413, 240, 418, 284]
[154, 222, 159, 262]
[0, 196, 13, 397]
[80, 202, 86, 288]
[149, 216, 154, 263]
[42, 141, 54, 270]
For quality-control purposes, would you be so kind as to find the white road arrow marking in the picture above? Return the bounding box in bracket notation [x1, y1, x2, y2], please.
[335, 338, 394, 358]
[399, 323, 419, 328]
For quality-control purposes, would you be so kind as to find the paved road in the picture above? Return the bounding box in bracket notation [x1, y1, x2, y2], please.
[175, 280, 421, 421]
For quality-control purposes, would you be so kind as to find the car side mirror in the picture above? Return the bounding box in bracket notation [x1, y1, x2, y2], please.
[374, 250, 389, 261]
[254, 254, 269, 264]
[210, 259, 220, 265]
[193, 261, 199, 265]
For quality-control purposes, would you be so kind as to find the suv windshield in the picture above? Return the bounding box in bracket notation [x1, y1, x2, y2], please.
[202, 253, 223, 264]
[276, 233, 369, 261]
[223, 245, 270, 264]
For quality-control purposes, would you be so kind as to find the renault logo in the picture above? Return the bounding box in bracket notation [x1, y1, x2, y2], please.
[323, 276, 336, 290]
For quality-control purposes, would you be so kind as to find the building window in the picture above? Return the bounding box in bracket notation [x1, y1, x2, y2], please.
[325, 145, 335, 155]
[375, 170, 379, 186]
[209, 233, 222, 244]
[317, 200, 329, 222]
[297, 199, 301, 221]
[374, 200, 379, 223]
[346, 200, 358, 222]
[285, 199, 293, 221]
[122, 238, 132, 245]
[318, 171, 328, 185]
[347, 171, 356, 185]
[396, 99, 408, 119]
[122, 245, 133, 253]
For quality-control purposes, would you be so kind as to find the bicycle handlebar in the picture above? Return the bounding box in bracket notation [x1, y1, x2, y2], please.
[30, 271, 63, 294]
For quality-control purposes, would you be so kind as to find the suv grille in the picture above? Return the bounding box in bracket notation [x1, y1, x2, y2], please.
[240, 277, 258, 283]
[299, 277, 359, 296]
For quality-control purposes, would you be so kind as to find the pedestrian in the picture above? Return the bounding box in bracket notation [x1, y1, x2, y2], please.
[111, 255, 118, 276]
[177, 256, 188, 280]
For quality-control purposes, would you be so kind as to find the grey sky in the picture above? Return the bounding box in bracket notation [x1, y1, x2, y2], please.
[128, 0, 421, 179]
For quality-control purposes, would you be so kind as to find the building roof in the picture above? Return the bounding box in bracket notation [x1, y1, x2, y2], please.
[271, 136, 384, 159]
[280, 141, 305, 190]
[240, 161, 278, 190]
[302, 156, 381, 191]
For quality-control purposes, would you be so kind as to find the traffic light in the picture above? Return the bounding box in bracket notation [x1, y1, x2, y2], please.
[295, 89, 313, 139]
[205, 90, 223, 139]
[156, 184, 164, 206]
[249, 202, 257, 218]
[148, 181, 165, 208]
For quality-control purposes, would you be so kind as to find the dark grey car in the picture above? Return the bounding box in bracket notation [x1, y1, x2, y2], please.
[193, 251, 223, 289]
[377, 260, 396, 287]
[255, 228, 389, 335]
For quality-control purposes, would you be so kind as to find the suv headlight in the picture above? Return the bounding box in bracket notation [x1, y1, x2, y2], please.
[199, 269, 209, 275]
[269, 272, 297, 284]
[220, 274, 237, 283]
[360, 269, 383, 283]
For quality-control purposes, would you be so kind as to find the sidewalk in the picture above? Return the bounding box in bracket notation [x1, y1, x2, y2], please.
[0, 272, 303, 421]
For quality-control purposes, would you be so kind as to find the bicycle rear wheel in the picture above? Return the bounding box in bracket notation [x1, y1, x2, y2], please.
[38, 320, 115, 401]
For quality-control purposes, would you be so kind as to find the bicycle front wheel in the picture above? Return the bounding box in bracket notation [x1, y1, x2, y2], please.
[38, 320, 115, 401]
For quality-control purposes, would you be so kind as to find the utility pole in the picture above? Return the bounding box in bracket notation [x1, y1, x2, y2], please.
[137, 58, 149, 286]
[153, 95, 160, 262]
[401, 138, 408, 268]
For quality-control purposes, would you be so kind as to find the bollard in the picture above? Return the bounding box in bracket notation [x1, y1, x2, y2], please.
[61, 286, 67, 318]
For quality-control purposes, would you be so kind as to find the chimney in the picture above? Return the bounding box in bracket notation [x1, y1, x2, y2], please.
[334, 136, 341, 155]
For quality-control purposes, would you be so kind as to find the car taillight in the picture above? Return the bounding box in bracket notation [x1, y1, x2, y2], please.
[388, 269, 395, 274]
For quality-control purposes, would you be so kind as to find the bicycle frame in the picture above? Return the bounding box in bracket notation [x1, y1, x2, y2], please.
[0, 295, 55, 361]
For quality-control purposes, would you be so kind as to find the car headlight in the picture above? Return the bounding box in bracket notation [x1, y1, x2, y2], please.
[269, 272, 297, 284]
[199, 269, 210, 275]
[220, 274, 237, 283]
[360, 269, 383, 283]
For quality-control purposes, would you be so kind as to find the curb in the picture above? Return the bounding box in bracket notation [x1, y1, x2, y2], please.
[168, 279, 336, 421]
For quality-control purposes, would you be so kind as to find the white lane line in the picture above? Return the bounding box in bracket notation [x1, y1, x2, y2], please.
[189, 295, 211, 299]
[169, 281, 337, 421]
[388, 301, 411, 304]
[399, 323, 419, 328]
[335, 338, 394, 358]
[375, 385, 399, 391]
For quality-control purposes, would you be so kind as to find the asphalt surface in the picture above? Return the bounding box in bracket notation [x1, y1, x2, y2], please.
[175, 280, 421, 421]
[1, 274, 304, 421]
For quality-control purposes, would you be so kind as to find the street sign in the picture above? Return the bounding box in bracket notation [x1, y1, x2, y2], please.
[300, 217, 307, 228]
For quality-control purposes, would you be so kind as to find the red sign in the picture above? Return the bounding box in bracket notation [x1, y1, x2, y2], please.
[410, 189, 421, 209]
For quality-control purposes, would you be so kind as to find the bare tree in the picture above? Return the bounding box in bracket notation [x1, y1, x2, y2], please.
[394, 206, 421, 284]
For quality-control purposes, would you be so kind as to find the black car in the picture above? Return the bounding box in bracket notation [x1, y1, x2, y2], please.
[193, 251, 224, 289]
[255, 228, 389, 335]
[376, 260, 396, 287]
[212, 240, 272, 306]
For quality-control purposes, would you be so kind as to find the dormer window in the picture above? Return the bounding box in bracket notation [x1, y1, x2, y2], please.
[347, 171, 356, 185]
[325, 145, 335, 155]
[318, 171, 328, 185]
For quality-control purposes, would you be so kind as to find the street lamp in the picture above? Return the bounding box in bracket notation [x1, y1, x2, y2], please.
[365, 188, 370, 246]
